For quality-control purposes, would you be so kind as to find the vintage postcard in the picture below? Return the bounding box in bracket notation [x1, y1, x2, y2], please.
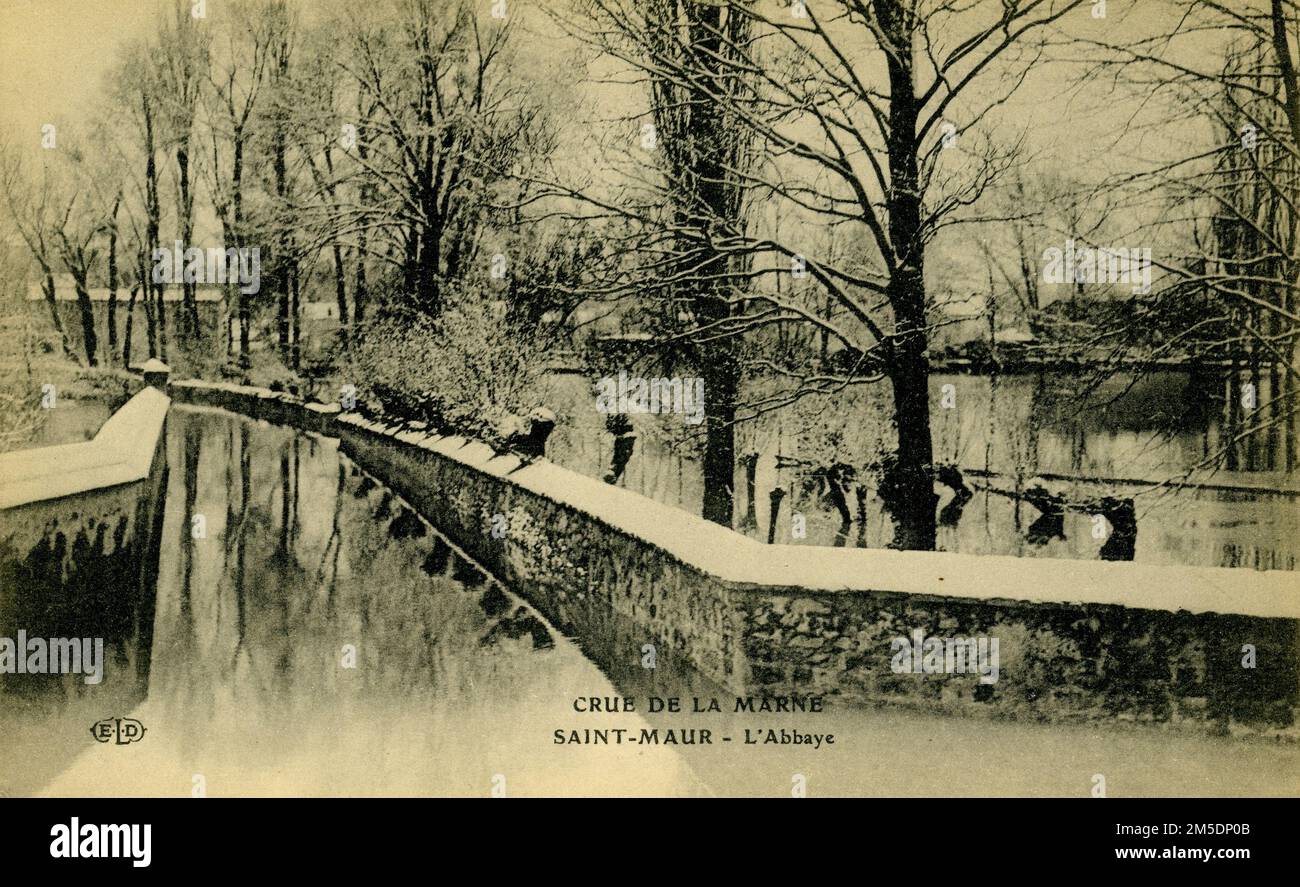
[0, 0, 1297, 828]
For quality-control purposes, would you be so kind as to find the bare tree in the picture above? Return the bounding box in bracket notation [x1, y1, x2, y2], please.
[619, 0, 757, 527]
[156, 0, 211, 341]
[54, 188, 104, 367]
[204, 0, 277, 366]
[0, 144, 77, 363]
[333, 0, 550, 317]
[288, 21, 355, 347]
[112, 38, 169, 362]
[265, 0, 299, 365]
[1083, 0, 1300, 471]
[552, 0, 1085, 548]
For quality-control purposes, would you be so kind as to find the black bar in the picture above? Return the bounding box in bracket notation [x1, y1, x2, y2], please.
[0, 798, 1289, 873]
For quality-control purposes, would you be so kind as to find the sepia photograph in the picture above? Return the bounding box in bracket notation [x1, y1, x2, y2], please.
[0, 0, 1296, 839]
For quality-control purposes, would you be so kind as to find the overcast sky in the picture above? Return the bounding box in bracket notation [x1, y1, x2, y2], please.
[0, 0, 1181, 164]
[0, 0, 159, 141]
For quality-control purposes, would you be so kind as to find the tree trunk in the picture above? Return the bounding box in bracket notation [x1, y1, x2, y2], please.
[138, 253, 156, 360]
[1270, 0, 1300, 471]
[124, 282, 138, 367]
[1226, 332, 1242, 471]
[273, 54, 290, 362]
[73, 277, 98, 367]
[700, 349, 739, 525]
[156, 274, 168, 363]
[179, 144, 199, 338]
[354, 244, 367, 327]
[290, 261, 300, 371]
[683, 0, 742, 527]
[107, 198, 120, 367]
[275, 143, 290, 361]
[878, 0, 938, 550]
[332, 241, 349, 348]
[40, 267, 76, 362]
[354, 96, 372, 328]
[144, 95, 166, 363]
[220, 219, 235, 361]
[233, 132, 250, 367]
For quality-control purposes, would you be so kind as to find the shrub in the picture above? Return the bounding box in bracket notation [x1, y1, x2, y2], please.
[348, 287, 548, 448]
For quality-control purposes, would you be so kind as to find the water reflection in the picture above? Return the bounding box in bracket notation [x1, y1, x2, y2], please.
[35, 407, 703, 796]
[542, 370, 1299, 569]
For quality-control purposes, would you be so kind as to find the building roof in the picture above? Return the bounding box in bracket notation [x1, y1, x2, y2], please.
[27, 280, 225, 302]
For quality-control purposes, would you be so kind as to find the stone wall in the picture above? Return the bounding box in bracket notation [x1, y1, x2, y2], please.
[338, 420, 747, 686]
[340, 417, 1300, 736]
[166, 380, 1300, 737]
[732, 588, 1299, 732]
[0, 387, 169, 690]
[168, 379, 340, 434]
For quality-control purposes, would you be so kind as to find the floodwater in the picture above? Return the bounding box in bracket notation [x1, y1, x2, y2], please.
[544, 370, 1300, 569]
[18, 400, 111, 451]
[9, 406, 1298, 797]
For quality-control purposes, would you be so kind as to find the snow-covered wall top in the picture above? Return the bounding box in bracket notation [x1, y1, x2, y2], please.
[340, 414, 1300, 622]
[0, 387, 170, 511]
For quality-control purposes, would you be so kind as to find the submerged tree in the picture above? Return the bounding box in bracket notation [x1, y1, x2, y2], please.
[627, 0, 756, 527]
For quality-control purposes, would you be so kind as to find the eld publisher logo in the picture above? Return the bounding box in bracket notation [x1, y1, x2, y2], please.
[89, 717, 147, 745]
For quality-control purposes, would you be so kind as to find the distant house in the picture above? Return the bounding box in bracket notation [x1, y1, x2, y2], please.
[28, 274, 225, 364]
[296, 301, 343, 358]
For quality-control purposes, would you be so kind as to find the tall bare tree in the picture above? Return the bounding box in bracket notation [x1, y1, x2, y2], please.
[204, 0, 277, 365]
[157, 0, 211, 341]
[557, 0, 1084, 548]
